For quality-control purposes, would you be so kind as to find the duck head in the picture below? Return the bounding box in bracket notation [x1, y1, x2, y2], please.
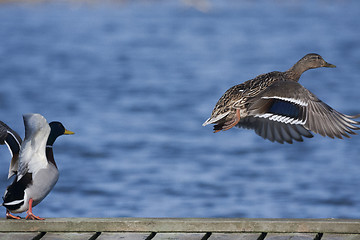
[299, 53, 336, 69]
[47, 122, 74, 146]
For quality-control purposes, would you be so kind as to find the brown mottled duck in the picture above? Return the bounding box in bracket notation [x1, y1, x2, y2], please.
[203, 53, 360, 144]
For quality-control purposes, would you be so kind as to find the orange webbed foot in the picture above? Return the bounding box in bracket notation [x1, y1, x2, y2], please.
[25, 212, 45, 220]
[25, 198, 45, 220]
[6, 210, 21, 220]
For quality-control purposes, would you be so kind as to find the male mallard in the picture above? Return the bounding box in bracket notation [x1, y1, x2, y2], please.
[203, 53, 360, 143]
[1, 113, 74, 220]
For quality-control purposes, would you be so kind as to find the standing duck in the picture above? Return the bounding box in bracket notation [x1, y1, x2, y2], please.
[1, 113, 74, 220]
[203, 53, 360, 143]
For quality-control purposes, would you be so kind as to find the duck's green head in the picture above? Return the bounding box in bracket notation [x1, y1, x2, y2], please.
[47, 121, 74, 146]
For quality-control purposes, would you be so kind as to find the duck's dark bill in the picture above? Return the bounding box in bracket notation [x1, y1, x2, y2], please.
[325, 62, 336, 68]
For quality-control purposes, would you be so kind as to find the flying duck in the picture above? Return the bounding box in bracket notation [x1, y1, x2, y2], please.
[1, 113, 74, 220]
[203, 53, 360, 143]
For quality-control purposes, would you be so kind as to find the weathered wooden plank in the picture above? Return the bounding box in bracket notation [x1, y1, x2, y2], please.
[0, 218, 360, 233]
[208, 233, 262, 240]
[265, 233, 317, 240]
[322, 234, 360, 240]
[97, 232, 153, 240]
[0, 232, 42, 240]
[41, 232, 97, 240]
[152, 233, 207, 240]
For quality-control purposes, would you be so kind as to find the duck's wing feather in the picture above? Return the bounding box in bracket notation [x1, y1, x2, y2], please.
[2, 172, 32, 210]
[239, 81, 360, 142]
[238, 116, 313, 144]
[0, 121, 22, 179]
[17, 114, 50, 181]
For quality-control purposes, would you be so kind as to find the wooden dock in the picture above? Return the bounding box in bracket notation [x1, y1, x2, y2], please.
[0, 218, 360, 240]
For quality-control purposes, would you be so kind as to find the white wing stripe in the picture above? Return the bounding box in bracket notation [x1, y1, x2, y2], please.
[262, 96, 308, 106]
[4, 142, 13, 157]
[7, 130, 21, 148]
[4, 130, 21, 158]
[255, 114, 306, 125]
[3, 199, 24, 206]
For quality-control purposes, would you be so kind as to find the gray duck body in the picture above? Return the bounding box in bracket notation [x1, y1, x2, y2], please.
[1, 114, 74, 220]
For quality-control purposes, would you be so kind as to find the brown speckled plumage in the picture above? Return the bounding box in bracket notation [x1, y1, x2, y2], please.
[203, 53, 360, 144]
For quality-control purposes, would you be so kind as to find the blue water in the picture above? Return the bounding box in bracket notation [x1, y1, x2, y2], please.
[0, 0, 360, 219]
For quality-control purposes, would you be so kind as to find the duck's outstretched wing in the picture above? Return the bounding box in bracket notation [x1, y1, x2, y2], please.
[238, 117, 313, 144]
[17, 114, 50, 181]
[237, 81, 360, 143]
[0, 121, 22, 179]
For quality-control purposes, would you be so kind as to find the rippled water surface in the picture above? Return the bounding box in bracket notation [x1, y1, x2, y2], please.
[0, 0, 360, 218]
